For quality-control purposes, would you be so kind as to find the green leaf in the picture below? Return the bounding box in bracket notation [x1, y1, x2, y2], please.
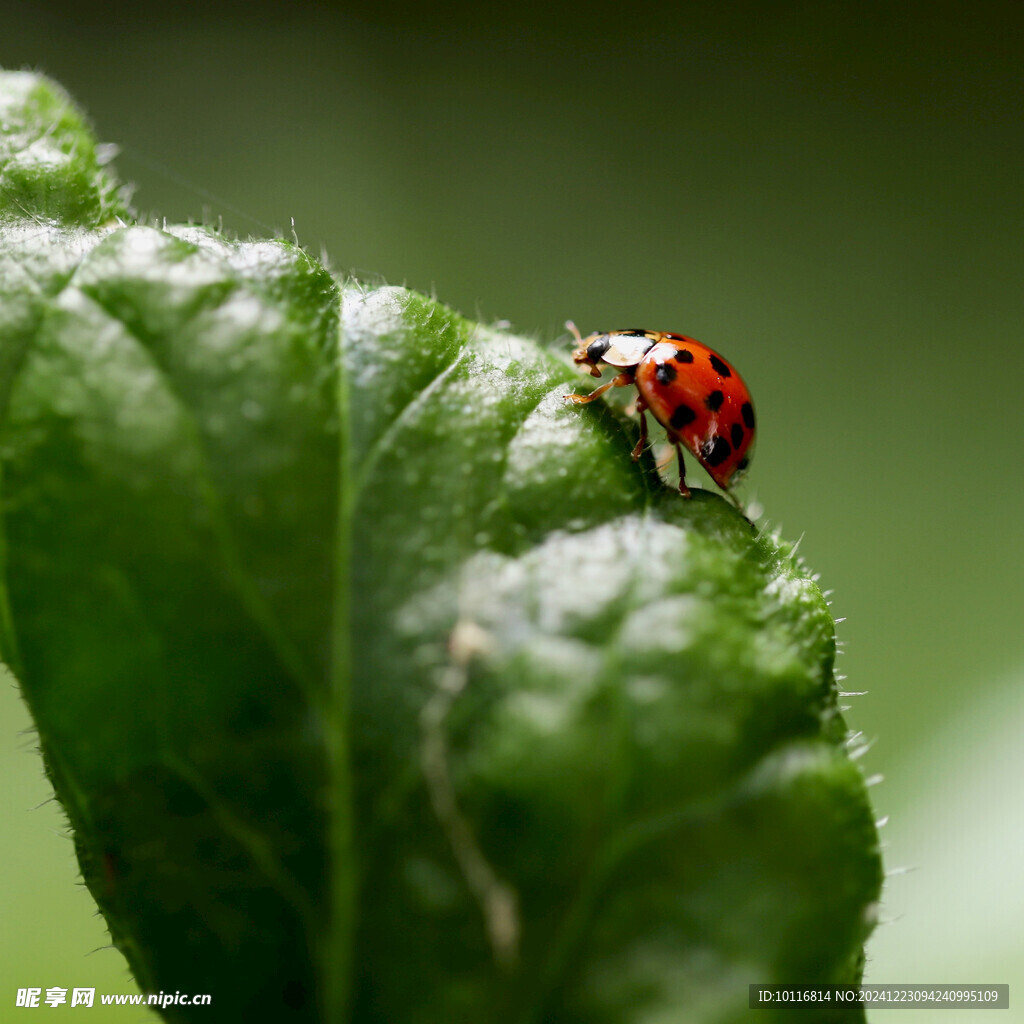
[1, 71, 882, 1023]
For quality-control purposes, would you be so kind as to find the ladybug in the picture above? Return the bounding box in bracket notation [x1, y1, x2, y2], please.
[564, 323, 755, 498]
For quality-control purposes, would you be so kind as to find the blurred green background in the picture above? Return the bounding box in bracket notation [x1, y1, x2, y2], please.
[2, 1, 1022, 1020]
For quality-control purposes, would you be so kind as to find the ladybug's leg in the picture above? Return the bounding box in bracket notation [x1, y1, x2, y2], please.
[630, 395, 649, 461]
[674, 442, 692, 498]
[724, 490, 745, 512]
[564, 371, 634, 405]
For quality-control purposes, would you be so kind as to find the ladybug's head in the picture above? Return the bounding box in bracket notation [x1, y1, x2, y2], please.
[572, 332, 612, 378]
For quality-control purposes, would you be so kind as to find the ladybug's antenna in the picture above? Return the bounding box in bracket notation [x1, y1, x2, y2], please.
[565, 320, 583, 344]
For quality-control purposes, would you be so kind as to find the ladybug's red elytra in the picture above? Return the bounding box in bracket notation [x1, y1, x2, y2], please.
[564, 323, 755, 499]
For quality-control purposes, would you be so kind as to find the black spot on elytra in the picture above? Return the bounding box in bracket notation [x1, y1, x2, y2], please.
[709, 354, 731, 377]
[741, 402, 755, 429]
[701, 435, 731, 466]
[737, 457, 750, 472]
[731, 423, 744, 448]
[704, 389, 724, 412]
[669, 404, 696, 429]
[655, 362, 677, 385]
[675, 348, 694, 363]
